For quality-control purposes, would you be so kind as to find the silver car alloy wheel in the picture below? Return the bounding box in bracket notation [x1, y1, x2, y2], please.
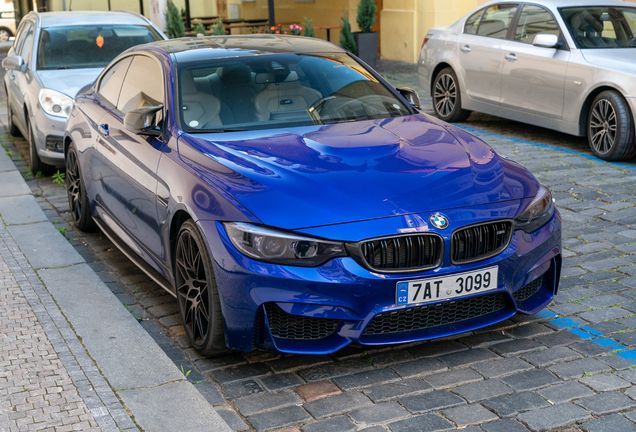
[0, 30, 9, 42]
[589, 99, 617, 155]
[434, 73, 457, 118]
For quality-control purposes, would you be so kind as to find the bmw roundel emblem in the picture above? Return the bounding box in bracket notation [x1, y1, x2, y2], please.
[429, 213, 449, 230]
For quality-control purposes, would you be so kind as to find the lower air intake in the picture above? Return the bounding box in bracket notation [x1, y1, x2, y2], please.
[513, 276, 543, 302]
[265, 303, 341, 340]
[363, 292, 507, 336]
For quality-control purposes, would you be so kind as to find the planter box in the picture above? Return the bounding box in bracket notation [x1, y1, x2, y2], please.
[354, 32, 378, 68]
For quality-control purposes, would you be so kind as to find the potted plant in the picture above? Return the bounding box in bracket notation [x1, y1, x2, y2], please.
[354, 0, 378, 67]
[339, 11, 357, 55]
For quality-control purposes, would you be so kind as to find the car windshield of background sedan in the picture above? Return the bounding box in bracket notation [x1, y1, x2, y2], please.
[560, 6, 636, 49]
[178, 52, 413, 133]
[37, 25, 162, 70]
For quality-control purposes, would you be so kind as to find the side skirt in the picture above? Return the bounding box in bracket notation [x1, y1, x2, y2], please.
[92, 216, 176, 298]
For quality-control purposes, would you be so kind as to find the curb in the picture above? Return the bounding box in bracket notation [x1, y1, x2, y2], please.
[0, 144, 231, 431]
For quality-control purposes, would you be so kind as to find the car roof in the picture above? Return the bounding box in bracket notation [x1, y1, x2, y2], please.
[483, 0, 632, 7]
[133, 35, 346, 62]
[30, 11, 151, 27]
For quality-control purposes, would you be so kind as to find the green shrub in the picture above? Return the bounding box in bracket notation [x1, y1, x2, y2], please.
[339, 11, 357, 55]
[212, 17, 225, 35]
[166, 0, 185, 38]
[303, 17, 315, 37]
[192, 20, 208, 36]
[357, 0, 377, 33]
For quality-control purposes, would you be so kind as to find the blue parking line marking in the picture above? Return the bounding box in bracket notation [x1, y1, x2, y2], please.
[569, 328, 596, 340]
[592, 338, 627, 351]
[581, 326, 604, 337]
[535, 310, 559, 319]
[549, 317, 579, 329]
[617, 349, 636, 363]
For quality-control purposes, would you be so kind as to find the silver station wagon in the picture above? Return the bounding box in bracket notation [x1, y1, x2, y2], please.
[419, 0, 636, 161]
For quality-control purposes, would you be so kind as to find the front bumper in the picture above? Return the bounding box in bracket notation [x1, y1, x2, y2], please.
[201, 203, 562, 354]
[31, 108, 65, 166]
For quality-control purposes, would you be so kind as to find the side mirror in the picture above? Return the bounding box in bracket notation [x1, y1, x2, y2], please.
[124, 106, 163, 137]
[397, 87, 421, 109]
[532, 33, 559, 49]
[2, 55, 25, 72]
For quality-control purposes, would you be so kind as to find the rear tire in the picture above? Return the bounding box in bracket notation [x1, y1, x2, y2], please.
[432, 67, 471, 122]
[175, 220, 229, 357]
[27, 119, 55, 176]
[587, 90, 635, 161]
[65, 142, 96, 232]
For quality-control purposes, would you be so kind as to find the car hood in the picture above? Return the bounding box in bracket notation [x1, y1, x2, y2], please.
[37, 68, 102, 98]
[581, 49, 636, 75]
[178, 114, 539, 230]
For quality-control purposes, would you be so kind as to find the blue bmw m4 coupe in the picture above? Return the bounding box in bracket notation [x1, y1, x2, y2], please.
[64, 35, 561, 356]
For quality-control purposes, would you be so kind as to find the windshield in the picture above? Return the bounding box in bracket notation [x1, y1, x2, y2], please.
[560, 6, 636, 48]
[37, 25, 162, 70]
[177, 52, 413, 133]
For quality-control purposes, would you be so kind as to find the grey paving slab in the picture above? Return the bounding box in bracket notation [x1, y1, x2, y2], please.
[0, 146, 15, 172]
[581, 413, 636, 432]
[451, 379, 513, 403]
[517, 403, 591, 432]
[0, 195, 48, 225]
[575, 391, 636, 415]
[119, 381, 231, 432]
[442, 404, 498, 427]
[363, 377, 432, 403]
[536, 381, 594, 404]
[580, 373, 631, 391]
[0, 171, 31, 196]
[388, 413, 455, 432]
[8, 221, 84, 269]
[38, 264, 185, 390]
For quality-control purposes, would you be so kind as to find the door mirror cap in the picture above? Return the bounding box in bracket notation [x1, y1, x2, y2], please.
[532, 33, 559, 49]
[2, 55, 26, 72]
[397, 87, 421, 109]
[124, 106, 163, 137]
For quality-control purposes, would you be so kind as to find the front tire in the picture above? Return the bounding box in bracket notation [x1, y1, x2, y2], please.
[65, 143, 96, 231]
[175, 220, 228, 357]
[27, 119, 54, 175]
[432, 67, 471, 122]
[0, 28, 11, 42]
[587, 90, 635, 161]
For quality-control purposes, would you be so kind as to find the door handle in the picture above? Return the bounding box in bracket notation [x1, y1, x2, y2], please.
[99, 124, 109, 136]
[461, 45, 471, 53]
[8, 72, 14, 80]
[505, 53, 517, 61]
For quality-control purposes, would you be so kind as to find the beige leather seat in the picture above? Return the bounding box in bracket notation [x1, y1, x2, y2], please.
[181, 70, 222, 129]
[253, 72, 322, 121]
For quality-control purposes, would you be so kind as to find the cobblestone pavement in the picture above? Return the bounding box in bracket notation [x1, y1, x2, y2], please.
[7, 62, 636, 432]
[0, 223, 137, 431]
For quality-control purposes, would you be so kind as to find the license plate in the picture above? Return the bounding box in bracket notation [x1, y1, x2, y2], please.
[396, 266, 498, 306]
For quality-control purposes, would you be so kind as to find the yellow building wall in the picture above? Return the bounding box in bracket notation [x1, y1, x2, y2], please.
[46, 0, 217, 19]
[382, 0, 480, 63]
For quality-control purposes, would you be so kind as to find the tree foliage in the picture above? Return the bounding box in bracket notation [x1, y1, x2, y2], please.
[357, 0, 377, 33]
[303, 17, 315, 38]
[339, 11, 357, 55]
[212, 17, 225, 36]
[192, 20, 208, 36]
[166, 0, 185, 39]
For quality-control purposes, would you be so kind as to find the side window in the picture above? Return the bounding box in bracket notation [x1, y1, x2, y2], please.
[477, 4, 519, 39]
[515, 5, 560, 44]
[18, 23, 34, 64]
[12, 22, 28, 53]
[464, 8, 486, 35]
[97, 56, 133, 107]
[117, 55, 164, 114]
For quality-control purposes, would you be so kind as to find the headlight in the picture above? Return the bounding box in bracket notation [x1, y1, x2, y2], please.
[224, 223, 347, 266]
[514, 184, 555, 233]
[38, 88, 73, 118]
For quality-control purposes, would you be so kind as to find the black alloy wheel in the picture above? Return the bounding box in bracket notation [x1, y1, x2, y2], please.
[587, 90, 636, 161]
[27, 119, 54, 175]
[432, 67, 471, 122]
[175, 220, 228, 357]
[65, 143, 96, 231]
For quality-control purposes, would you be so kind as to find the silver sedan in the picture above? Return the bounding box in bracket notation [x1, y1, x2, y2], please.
[419, 0, 636, 161]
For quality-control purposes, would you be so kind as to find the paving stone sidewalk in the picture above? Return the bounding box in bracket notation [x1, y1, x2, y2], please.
[0, 225, 133, 432]
[9, 62, 636, 432]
